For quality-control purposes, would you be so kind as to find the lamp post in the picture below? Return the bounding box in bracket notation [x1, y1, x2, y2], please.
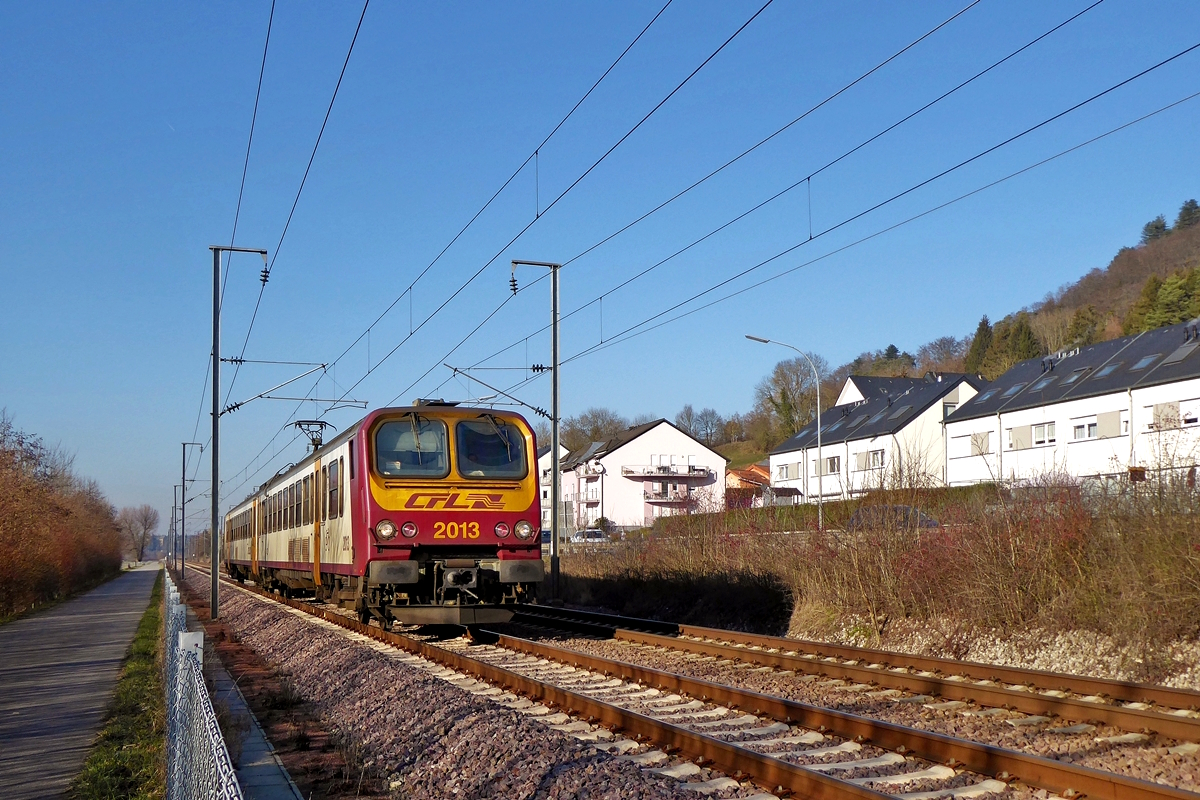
[511, 259, 561, 599]
[209, 245, 268, 620]
[745, 335, 823, 531]
[171, 484, 179, 571]
[181, 442, 203, 579]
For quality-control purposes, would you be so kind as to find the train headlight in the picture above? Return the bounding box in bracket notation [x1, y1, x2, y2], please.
[494, 522, 510, 538]
[514, 520, 534, 539]
[375, 520, 398, 540]
[401, 521, 418, 538]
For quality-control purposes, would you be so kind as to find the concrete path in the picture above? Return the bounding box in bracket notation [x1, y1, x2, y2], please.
[0, 565, 159, 799]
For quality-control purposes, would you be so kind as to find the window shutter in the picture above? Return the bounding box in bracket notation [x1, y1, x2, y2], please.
[1011, 426, 1032, 451]
[856, 452, 868, 471]
[1153, 402, 1181, 430]
[970, 431, 990, 456]
[1097, 411, 1121, 439]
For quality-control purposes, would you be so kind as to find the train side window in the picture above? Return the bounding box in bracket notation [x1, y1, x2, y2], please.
[293, 481, 301, 527]
[348, 441, 355, 479]
[275, 493, 280, 532]
[321, 466, 328, 521]
[302, 476, 310, 525]
[285, 486, 292, 530]
[339, 457, 345, 517]
[328, 461, 340, 519]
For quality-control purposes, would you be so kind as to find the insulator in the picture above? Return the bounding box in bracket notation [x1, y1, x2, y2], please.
[509, 275, 518, 294]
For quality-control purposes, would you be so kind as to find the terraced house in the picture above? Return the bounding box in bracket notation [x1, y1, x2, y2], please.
[769, 373, 985, 502]
[945, 317, 1200, 485]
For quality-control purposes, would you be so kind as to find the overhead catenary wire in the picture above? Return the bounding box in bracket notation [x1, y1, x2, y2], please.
[320, 0, 676, 380]
[315, 0, 778, 414]
[562, 85, 1200, 366]
[223, 0, 371, 410]
[460, 0, 1109, 374]
[185, 0, 278, 484]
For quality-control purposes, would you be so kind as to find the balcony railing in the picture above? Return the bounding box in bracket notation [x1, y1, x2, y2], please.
[622, 464, 710, 478]
[644, 490, 690, 502]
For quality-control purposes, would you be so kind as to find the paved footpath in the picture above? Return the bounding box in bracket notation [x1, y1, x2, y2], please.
[0, 565, 159, 799]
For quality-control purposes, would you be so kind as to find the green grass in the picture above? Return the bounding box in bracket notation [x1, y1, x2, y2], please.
[716, 440, 767, 470]
[70, 569, 165, 800]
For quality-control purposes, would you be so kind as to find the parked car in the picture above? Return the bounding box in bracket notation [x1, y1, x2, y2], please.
[845, 505, 939, 532]
[569, 528, 608, 544]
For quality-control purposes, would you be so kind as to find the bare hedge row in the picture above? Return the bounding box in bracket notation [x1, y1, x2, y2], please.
[565, 480, 1200, 677]
[0, 415, 123, 618]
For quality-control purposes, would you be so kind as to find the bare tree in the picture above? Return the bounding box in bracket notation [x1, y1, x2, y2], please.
[916, 335, 969, 373]
[674, 404, 697, 435]
[117, 504, 160, 562]
[561, 407, 628, 451]
[533, 420, 551, 447]
[631, 413, 658, 426]
[695, 407, 724, 445]
[753, 354, 831, 440]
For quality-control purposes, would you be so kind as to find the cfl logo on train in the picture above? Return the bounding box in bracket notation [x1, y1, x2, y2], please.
[403, 492, 506, 510]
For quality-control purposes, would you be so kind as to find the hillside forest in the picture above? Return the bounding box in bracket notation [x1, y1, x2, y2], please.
[555, 198, 1200, 463]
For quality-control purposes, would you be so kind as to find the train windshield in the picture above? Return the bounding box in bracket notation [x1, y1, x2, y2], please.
[455, 417, 527, 479]
[375, 416, 449, 477]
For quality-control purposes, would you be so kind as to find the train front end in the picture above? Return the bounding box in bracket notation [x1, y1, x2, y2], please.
[360, 404, 543, 626]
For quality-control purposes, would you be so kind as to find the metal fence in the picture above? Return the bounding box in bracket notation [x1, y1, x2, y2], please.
[164, 574, 244, 800]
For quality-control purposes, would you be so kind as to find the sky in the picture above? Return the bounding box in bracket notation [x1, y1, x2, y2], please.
[2, 0, 1198, 534]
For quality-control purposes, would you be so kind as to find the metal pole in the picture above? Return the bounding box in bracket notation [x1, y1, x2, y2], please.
[181, 445, 187, 578]
[172, 485, 178, 572]
[550, 263, 561, 599]
[745, 335, 823, 530]
[211, 246, 221, 620]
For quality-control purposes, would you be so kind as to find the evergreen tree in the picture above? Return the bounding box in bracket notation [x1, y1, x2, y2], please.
[1175, 199, 1200, 231]
[962, 316, 992, 374]
[883, 344, 900, 360]
[1141, 215, 1169, 244]
[1145, 273, 1191, 329]
[1123, 274, 1163, 334]
[1066, 305, 1100, 347]
[1009, 314, 1045, 360]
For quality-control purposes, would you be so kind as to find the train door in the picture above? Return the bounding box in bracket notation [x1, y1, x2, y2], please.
[250, 498, 259, 575]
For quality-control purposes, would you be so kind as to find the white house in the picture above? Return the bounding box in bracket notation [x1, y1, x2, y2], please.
[770, 373, 984, 501]
[537, 442, 570, 530]
[945, 318, 1200, 485]
[560, 420, 726, 530]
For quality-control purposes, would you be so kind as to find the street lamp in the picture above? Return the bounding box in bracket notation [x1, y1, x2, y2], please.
[746, 335, 823, 531]
[209, 245, 268, 620]
[511, 259, 561, 599]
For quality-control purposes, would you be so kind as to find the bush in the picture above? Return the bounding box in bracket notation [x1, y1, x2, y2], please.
[562, 478, 1200, 658]
[0, 413, 122, 619]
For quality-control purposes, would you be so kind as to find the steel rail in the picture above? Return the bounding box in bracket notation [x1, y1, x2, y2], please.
[185, 571, 1199, 800]
[229, 585, 888, 800]
[486, 631, 1200, 800]
[515, 605, 1200, 713]
[511, 611, 1200, 741]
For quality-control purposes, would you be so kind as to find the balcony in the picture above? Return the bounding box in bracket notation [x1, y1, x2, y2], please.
[622, 464, 711, 478]
[644, 489, 690, 502]
[577, 490, 600, 504]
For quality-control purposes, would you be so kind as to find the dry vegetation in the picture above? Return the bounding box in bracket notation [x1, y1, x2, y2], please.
[0, 413, 123, 620]
[561, 479, 1200, 677]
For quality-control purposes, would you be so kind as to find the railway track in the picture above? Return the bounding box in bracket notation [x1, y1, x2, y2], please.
[188, 570, 1200, 800]
[509, 605, 1200, 743]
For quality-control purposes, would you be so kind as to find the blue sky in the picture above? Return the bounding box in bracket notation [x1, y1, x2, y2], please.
[2, 1, 1198, 531]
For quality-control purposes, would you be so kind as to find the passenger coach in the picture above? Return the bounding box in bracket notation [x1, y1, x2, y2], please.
[224, 402, 543, 626]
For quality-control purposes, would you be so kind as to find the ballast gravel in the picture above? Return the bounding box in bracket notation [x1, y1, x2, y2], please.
[545, 632, 1200, 793]
[198, 584, 698, 800]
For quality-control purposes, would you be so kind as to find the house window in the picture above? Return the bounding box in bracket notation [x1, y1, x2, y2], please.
[943, 402, 957, 419]
[1061, 368, 1089, 386]
[826, 456, 840, 474]
[1033, 423, 1055, 445]
[1001, 383, 1027, 399]
[1073, 422, 1097, 440]
[869, 449, 884, 468]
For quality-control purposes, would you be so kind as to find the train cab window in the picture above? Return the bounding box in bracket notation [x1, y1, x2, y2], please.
[328, 461, 340, 519]
[375, 416, 448, 477]
[455, 416, 528, 479]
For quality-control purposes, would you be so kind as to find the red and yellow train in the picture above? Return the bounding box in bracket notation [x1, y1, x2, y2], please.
[223, 403, 543, 625]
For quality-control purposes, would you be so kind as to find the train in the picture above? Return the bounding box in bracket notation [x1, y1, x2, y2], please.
[223, 402, 543, 626]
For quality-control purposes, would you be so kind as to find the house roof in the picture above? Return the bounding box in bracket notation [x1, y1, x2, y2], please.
[728, 464, 770, 486]
[560, 418, 727, 471]
[946, 318, 1200, 424]
[771, 373, 983, 455]
[840, 375, 925, 403]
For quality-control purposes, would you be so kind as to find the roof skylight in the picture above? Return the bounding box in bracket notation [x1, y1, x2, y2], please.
[1131, 353, 1161, 371]
[1001, 382, 1027, 398]
[1093, 362, 1121, 379]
